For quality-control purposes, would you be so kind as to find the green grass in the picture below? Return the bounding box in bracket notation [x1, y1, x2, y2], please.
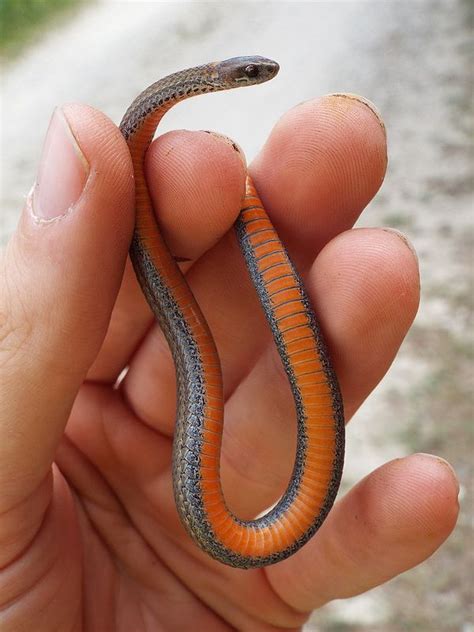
[0, 0, 85, 57]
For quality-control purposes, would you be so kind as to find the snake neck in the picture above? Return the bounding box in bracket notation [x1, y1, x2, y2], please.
[119, 63, 228, 144]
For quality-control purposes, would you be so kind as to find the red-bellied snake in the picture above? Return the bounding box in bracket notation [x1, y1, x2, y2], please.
[119, 56, 344, 569]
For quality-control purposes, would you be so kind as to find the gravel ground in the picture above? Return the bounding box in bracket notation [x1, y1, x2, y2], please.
[1, 1, 472, 630]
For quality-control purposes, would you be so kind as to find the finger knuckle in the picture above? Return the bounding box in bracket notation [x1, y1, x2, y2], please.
[0, 250, 35, 371]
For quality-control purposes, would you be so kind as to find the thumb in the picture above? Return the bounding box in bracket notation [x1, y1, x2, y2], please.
[0, 104, 133, 523]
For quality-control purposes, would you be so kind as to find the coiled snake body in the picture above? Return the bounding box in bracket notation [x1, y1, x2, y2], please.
[120, 56, 344, 569]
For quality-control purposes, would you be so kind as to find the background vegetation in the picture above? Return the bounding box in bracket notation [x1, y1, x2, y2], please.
[0, 0, 84, 56]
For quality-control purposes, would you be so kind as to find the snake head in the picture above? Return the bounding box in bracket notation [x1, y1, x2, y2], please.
[216, 56, 279, 86]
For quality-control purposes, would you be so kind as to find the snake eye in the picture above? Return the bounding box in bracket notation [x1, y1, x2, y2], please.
[244, 64, 259, 78]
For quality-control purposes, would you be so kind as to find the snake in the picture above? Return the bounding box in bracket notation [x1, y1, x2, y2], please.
[119, 56, 344, 569]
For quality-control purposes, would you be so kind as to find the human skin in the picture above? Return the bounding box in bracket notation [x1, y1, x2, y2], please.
[0, 95, 459, 631]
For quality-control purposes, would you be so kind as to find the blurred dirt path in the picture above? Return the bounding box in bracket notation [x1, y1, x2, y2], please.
[1, 2, 472, 630]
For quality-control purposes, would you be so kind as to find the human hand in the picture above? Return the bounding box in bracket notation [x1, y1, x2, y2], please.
[0, 96, 458, 630]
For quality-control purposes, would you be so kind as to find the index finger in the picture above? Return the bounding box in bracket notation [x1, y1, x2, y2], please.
[87, 130, 247, 383]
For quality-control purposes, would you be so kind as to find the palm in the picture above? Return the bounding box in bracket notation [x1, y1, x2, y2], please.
[56, 387, 306, 630]
[1, 97, 457, 632]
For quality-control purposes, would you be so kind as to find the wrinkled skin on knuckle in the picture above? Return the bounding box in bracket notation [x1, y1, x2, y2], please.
[0, 250, 35, 372]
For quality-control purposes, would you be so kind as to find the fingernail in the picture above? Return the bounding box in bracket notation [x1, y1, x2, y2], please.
[325, 93, 386, 138]
[32, 107, 90, 221]
[381, 227, 419, 264]
[200, 130, 247, 168]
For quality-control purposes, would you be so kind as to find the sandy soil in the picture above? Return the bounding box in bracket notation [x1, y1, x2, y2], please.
[1, 1, 472, 630]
